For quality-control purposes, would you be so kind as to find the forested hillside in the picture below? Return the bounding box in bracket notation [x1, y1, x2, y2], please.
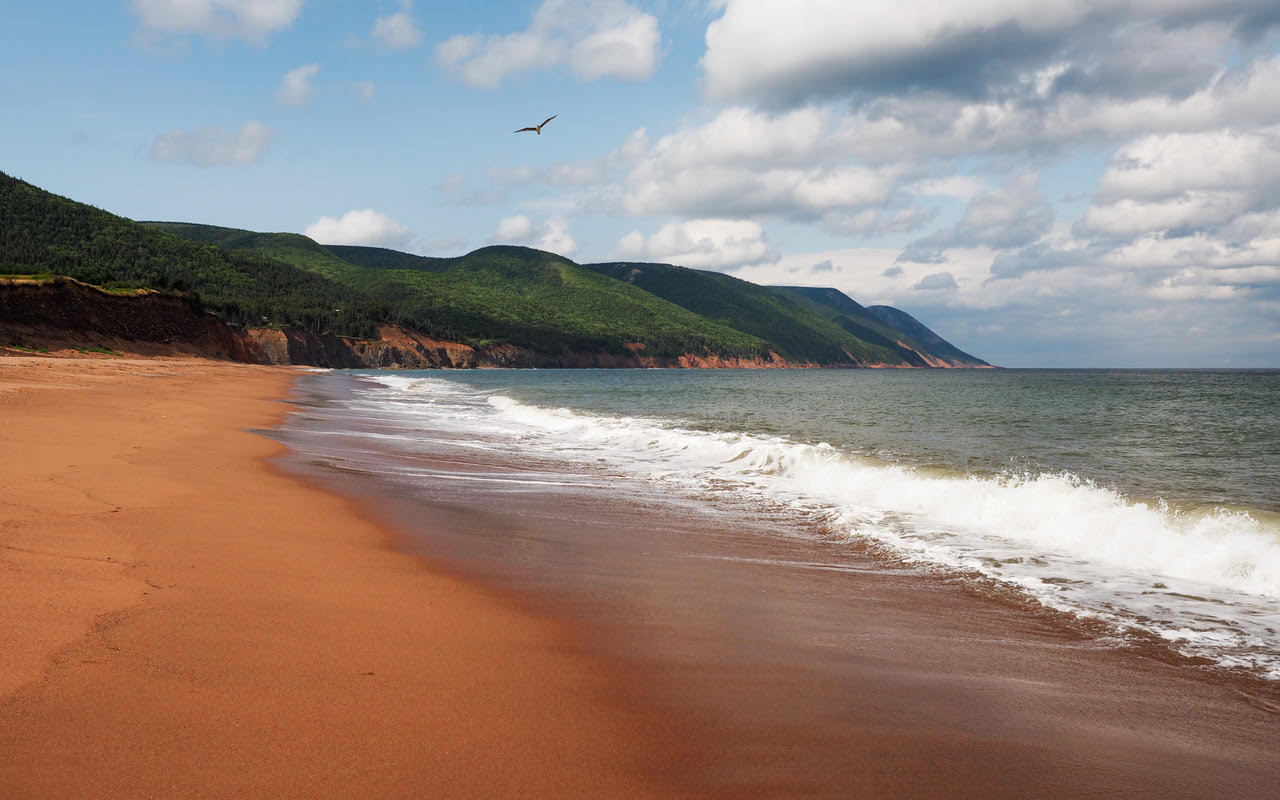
[3, 171, 990, 367]
[0, 172, 391, 337]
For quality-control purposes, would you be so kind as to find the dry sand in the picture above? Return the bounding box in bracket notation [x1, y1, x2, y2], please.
[0, 356, 675, 799]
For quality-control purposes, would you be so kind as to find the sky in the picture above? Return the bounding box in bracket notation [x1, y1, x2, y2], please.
[3, 1, 1280, 367]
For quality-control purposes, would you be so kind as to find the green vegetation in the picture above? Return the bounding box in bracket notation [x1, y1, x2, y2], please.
[586, 262, 915, 365]
[3, 171, 987, 366]
[75, 345, 118, 355]
[772, 286, 987, 366]
[862, 304, 988, 365]
[766, 286, 929, 365]
[0, 173, 391, 337]
[338, 246, 771, 357]
[325, 245, 449, 272]
[152, 224, 773, 358]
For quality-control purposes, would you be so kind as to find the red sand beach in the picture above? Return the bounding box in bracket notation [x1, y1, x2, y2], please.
[0, 356, 677, 799]
[2, 354, 1277, 798]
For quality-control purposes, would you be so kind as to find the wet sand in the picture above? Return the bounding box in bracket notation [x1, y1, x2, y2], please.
[280, 369, 1280, 798]
[0, 356, 676, 799]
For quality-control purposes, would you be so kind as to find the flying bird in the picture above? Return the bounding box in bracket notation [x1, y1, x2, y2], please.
[515, 115, 557, 135]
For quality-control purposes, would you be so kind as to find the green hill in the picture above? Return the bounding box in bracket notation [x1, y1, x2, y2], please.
[584, 261, 916, 365]
[324, 244, 449, 272]
[0, 174, 390, 337]
[337, 245, 772, 357]
[766, 286, 930, 365]
[769, 285, 987, 366]
[4, 171, 991, 367]
[864, 304, 989, 366]
[145, 224, 771, 359]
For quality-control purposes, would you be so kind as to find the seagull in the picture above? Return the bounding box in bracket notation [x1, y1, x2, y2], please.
[515, 115, 556, 135]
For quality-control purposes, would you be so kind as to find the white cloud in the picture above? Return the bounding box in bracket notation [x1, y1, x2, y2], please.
[489, 215, 577, 256]
[910, 176, 989, 200]
[816, 53, 1280, 165]
[535, 217, 578, 256]
[731, 245, 997, 309]
[913, 271, 960, 291]
[904, 173, 1053, 260]
[823, 207, 932, 236]
[304, 209, 413, 248]
[568, 12, 659, 81]
[1095, 128, 1280, 202]
[619, 107, 910, 219]
[700, 0, 1278, 106]
[131, 0, 303, 45]
[493, 214, 535, 242]
[435, 0, 661, 88]
[149, 121, 274, 166]
[1079, 127, 1280, 239]
[372, 5, 422, 49]
[617, 219, 777, 269]
[275, 63, 319, 107]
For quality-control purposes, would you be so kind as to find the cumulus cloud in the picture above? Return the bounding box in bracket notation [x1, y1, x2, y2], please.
[618, 107, 911, 220]
[436, 0, 660, 88]
[913, 271, 960, 291]
[131, 0, 303, 45]
[149, 121, 274, 166]
[685, 1, 1280, 174]
[902, 173, 1053, 262]
[372, 2, 422, 49]
[815, 53, 1280, 166]
[1079, 127, 1280, 239]
[489, 215, 578, 256]
[275, 63, 319, 107]
[617, 219, 778, 269]
[910, 176, 989, 200]
[535, 218, 578, 256]
[275, 66, 374, 109]
[493, 214, 535, 242]
[823, 207, 932, 237]
[701, 0, 1279, 107]
[304, 209, 413, 248]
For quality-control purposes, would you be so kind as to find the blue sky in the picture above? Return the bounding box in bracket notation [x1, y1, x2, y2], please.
[3, 1, 1280, 367]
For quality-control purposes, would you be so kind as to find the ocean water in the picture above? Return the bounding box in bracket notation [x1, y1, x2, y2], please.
[289, 368, 1280, 679]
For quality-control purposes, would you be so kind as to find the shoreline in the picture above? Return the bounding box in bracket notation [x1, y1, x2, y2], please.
[277, 367, 1280, 798]
[4, 355, 1277, 798]
[0, 356, 680, 799]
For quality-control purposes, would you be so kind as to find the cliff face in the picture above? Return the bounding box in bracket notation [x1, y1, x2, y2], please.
[2, 279, 985, 369]
[242, 326, 477, 369]
[0, 279, 803, 369]
[0, 278, 263, 362]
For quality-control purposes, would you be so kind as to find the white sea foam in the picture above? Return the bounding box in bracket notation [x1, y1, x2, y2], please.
[357, 374, 1280, 677]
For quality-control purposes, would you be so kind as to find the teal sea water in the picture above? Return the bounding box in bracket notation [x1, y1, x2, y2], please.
[415, 369, 1280, 514]
[292, 368, 1280, 678]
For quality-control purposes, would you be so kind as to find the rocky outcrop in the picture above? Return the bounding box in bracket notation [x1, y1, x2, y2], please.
[0, 277, 263, 361]
[241, 325, 477, 369]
